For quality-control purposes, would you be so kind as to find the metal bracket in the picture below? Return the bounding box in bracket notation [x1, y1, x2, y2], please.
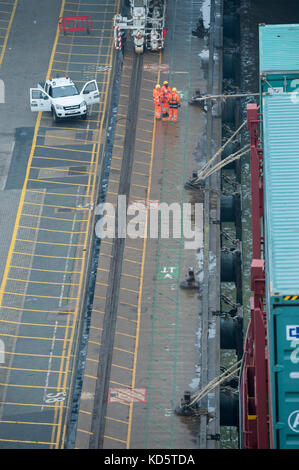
[207, 433, 221, 441]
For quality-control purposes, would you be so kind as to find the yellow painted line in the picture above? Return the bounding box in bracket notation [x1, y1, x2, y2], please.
[19, 225, 86, 234]
[10, 265, 80, 274]
[79, 409, 91, 415]
[0, 438, 53, 445]
[25, 189, 91, 199]
[124, 258, 142, 265]
[12, 251, 83, 260]
[106, 416, 129, 425]
[52, 67, 109, 75]
[135, 149, 151, 155]
[120, 287, 139, 294]
[32, 155, 93, 164]
[54, 58, 110, 66]
[124, 245, 142, 252]
[115, 331, 136, 339]
[89, 325, 103, 331]
[37, 134, 98, 144]
[0, 305, 74, 313]
[0, 319, 68, 328]
[77, 428, 92, 435]
[121, 272, 141, 280]
[3, 351, 67, 359]
[58, 7, 118, 448]
[248, 415, 257, 420]
[40, 125, 96, 132]
[118, 315, 137, 324]
[3, 291, 78, 300]
[110, 380, 133, 388]
[115, 346, 134, 355]
[135, 160, 150, 166]
[88, 341, 101, 347]
[0, 401, 64, 408]
[16, 239, 84, 248]
[31, 166, 92, 175]
[0, 365, 70, 372]
[23, 201, 89, 211]
[55, 50, 110, 55]
[119, 301, 138, 308]
[0, 420, 58, 426]
[27, 178, 89, 187]
[104, 435, 126, 444]
[0, 333, 71, 341]
[7, 277, 79, 286]
[132, 182, 148, 189]
[35, 144, 93, 153]
[0, 0, 17, 66]
[112, 364, 133, 372]
[21, 214, 88, 223]
[63, 10, 114, 16]
[92, 308, 105, 314]
[96, 281, 108, 287]
[0, 381, 67, 389]
[57, 43, 111, 49]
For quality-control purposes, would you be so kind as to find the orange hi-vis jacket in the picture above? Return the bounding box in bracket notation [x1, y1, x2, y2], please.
[161, 85, 171, 103]
[153, 87, 161, 104]
[169, 91, 181, 108]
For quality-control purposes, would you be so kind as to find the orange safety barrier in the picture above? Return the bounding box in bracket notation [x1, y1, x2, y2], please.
[59, 16, 93, 34]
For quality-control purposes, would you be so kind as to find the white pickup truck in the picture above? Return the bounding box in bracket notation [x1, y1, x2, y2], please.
[29, 76, 100, 122]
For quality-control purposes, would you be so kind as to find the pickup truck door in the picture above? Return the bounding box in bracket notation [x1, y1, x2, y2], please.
[80, 80, 100, 105]
[30, 88, 52, 112]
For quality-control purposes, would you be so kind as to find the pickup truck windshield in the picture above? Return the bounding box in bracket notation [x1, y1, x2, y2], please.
[51, 85, 79, 98]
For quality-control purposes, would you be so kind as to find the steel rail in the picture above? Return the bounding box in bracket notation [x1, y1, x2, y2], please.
[89, 52, 143, 449]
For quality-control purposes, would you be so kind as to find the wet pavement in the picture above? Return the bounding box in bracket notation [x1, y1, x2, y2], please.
[0, 0, 118, 448]
[75, 0, 214, 450]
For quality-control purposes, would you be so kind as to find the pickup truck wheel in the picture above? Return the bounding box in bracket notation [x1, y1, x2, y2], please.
[52, 108, 60, 123]
[81, 112, 87, 120]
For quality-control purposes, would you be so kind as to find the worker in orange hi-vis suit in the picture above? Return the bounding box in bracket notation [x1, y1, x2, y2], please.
[153, 84, 162, 119]
[169, 87, 181, 122]
[160, 81, 171, 117]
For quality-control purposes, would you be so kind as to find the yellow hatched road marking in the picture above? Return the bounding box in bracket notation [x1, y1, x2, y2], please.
[0, 401, 66, 408]
[32, 155, 94, 164]
[0, 0, 17, 66]
[3, 291, 78, 300]
[0, 420, 58, 426]
[23, 201, 90, 210]
[3, 351, 67, 359]
[57, 2, 119, 448]
[27, 178, 89, 187]
[0, 365, 70, 372]
[0, 318, 67, 328]
[77, 428, 92, 434]
[104, 435, 127, 444]
[18, 225, 86, 234]
[0, 381, 68, 389]
[7, 277, 79, 286]
[10, 265, 80, 274]
[25, 189, 91, 199]
[106, 416, 129, 425]
[0, 333, 71, 341]
[35, 144, 93, 153]
[0, 305, 74, 313]
[12, 251, 83, 260]
[16, 239, 84, 248]
[118, 315, 137, 324]
[0, 438, 53, 445]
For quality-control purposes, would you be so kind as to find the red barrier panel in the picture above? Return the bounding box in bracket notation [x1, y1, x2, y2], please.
[59, 16, 93, 34]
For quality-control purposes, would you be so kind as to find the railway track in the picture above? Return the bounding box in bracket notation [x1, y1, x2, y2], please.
[89, 53, 143, 448]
